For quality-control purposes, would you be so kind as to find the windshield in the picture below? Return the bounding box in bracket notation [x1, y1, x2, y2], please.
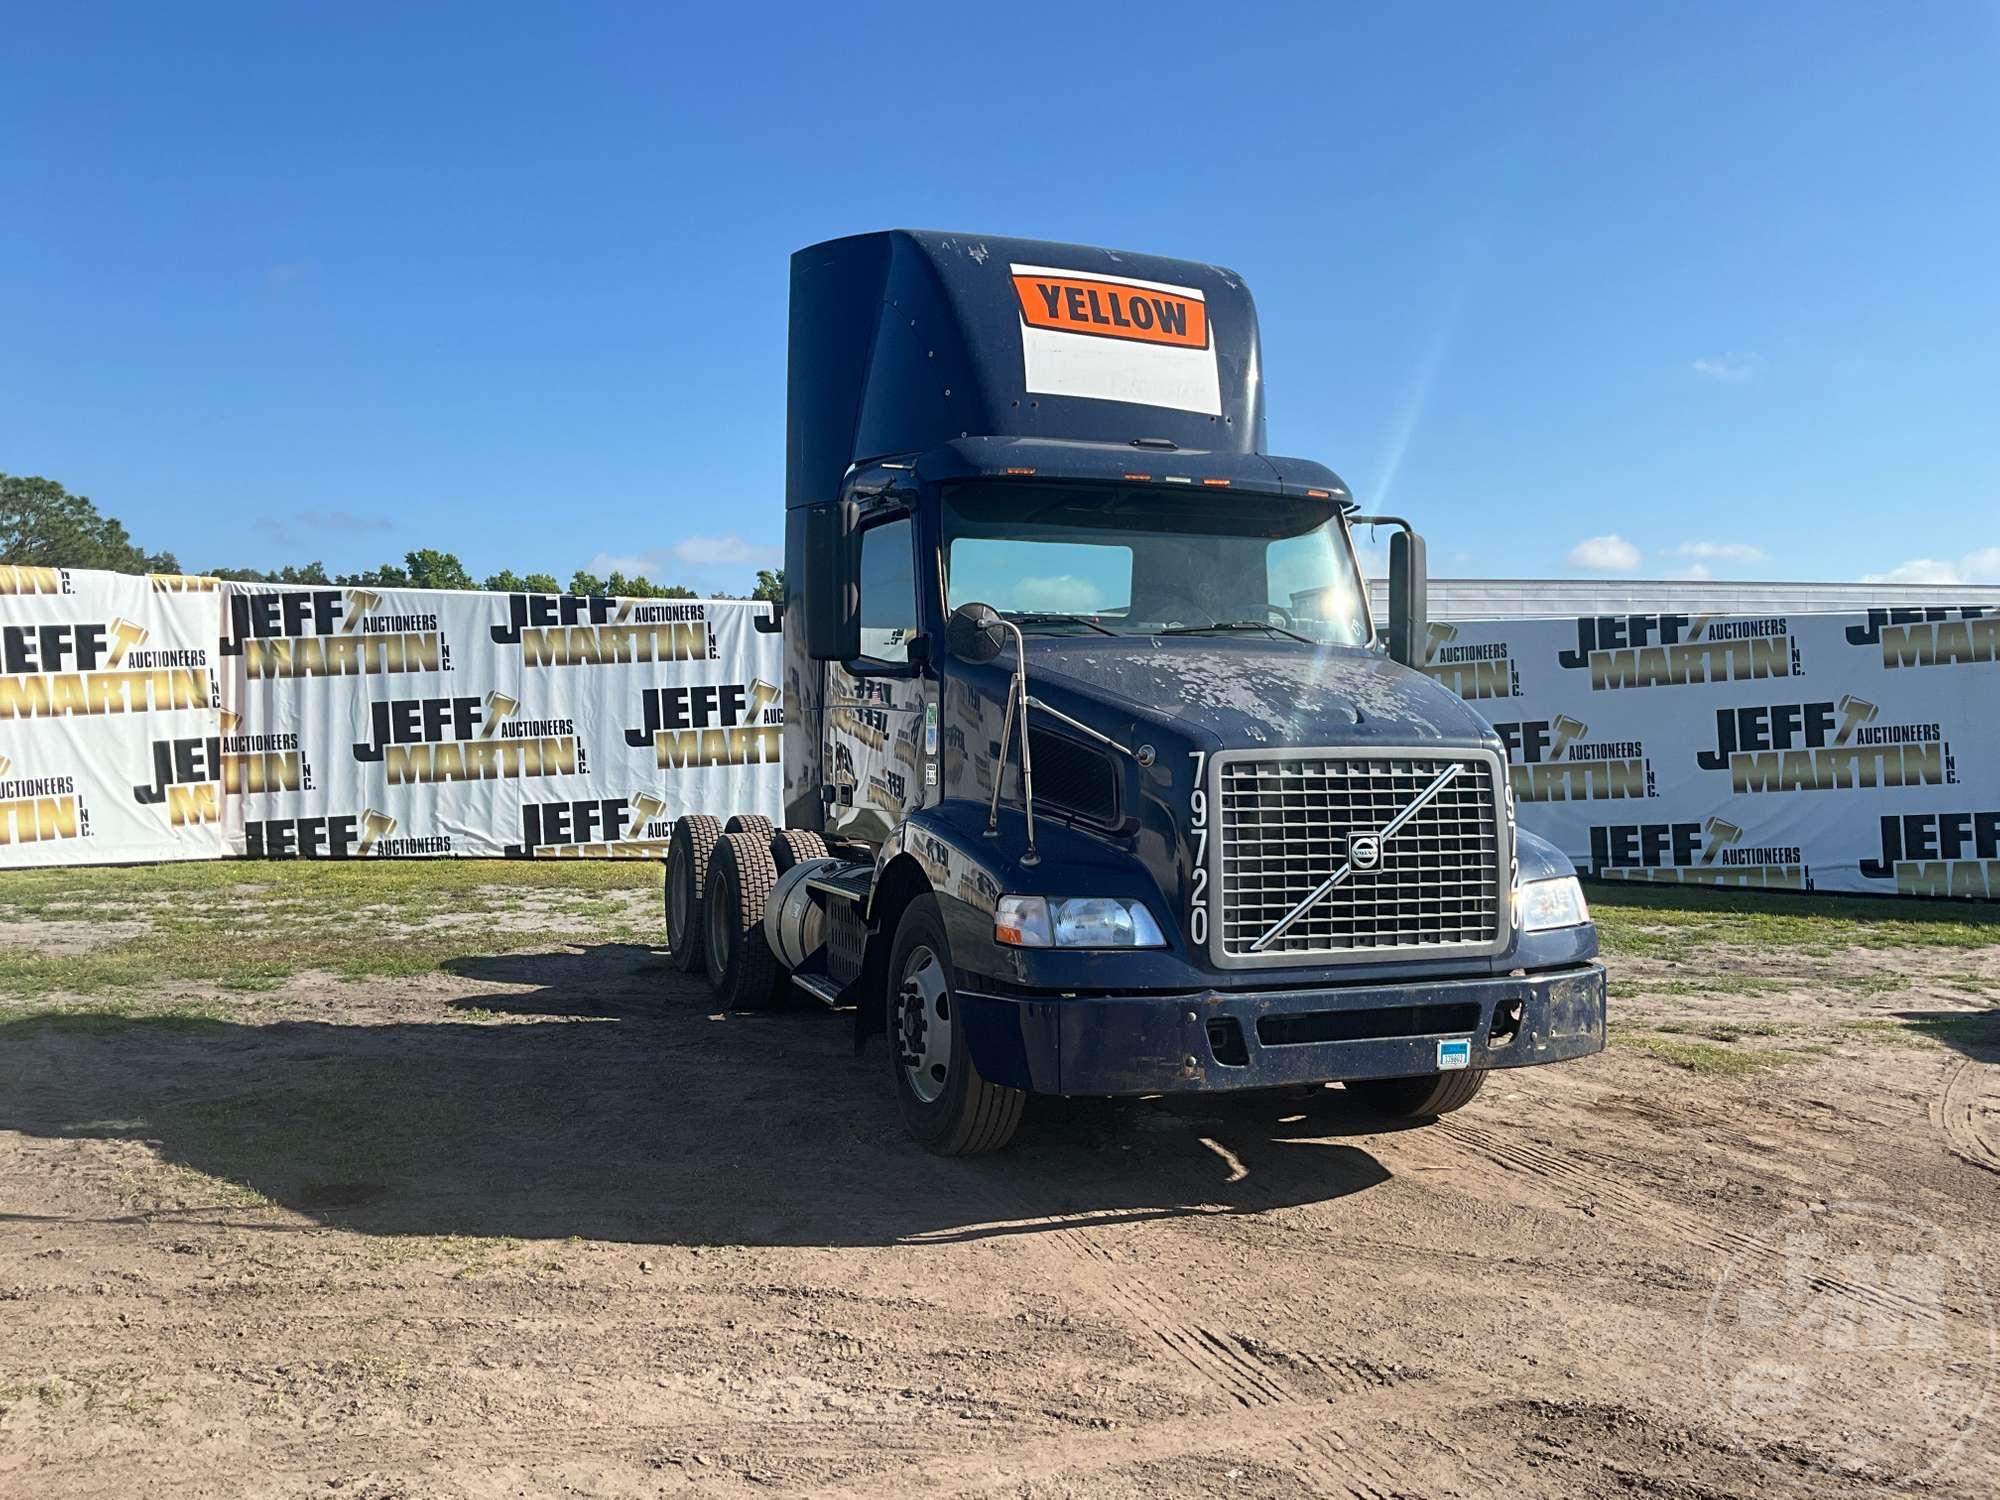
[941, 481, 1372, 645]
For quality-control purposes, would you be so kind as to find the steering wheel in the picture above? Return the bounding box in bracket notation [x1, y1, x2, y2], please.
[1145, 583, 1215, 629]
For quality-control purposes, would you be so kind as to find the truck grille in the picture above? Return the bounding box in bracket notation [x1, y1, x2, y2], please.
[1212, 751, 1507, 966]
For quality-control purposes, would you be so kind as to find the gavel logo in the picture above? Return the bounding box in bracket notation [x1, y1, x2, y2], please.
[1551, 713, 1588, 759]
[341, 590, 380, 632]
[1835, 695, 1879, 745]
[357, 809, 397, 854]
[479, 692, 520, 738]
[1701, 816, 1743, 864]
[108, 618, 150, 666]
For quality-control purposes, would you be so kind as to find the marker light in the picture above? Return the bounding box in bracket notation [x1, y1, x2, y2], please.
[1516, 876, 1590, 932]
[995, 896, 1168, 949]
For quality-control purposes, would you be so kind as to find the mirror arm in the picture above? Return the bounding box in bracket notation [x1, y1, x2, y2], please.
[1025, 697, 1134, 759]
[1348, 514, 1427, 669]
[981, 623, 1039, 867]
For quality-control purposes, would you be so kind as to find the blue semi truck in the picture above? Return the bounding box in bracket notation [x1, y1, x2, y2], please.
[663, 231, 1607, 1154]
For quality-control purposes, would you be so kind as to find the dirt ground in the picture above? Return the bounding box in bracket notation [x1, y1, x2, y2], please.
[2, 877, 1997, 1499]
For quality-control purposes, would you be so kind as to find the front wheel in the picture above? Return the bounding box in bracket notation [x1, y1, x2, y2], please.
[889, 896, 1023, 1155]
[1345, 1068, 1488, 1120]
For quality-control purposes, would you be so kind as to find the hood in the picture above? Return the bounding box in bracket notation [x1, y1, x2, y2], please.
[1024, 637, 1496, 750]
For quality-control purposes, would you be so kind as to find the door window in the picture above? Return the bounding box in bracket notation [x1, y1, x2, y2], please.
[856, 516, 916, 663]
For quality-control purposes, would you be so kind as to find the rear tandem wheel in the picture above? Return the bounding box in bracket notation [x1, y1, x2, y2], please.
[702, 831, 785, 1011]
[664, 814, 722, 972]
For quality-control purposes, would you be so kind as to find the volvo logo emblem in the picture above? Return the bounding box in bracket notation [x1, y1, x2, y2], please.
[1349, 833, 1383, 871]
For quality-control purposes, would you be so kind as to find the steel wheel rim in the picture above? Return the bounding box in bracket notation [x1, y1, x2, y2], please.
[704, 871, 730, 976]
[898, 944, 952, 1104]
[669, 859, 690, 940]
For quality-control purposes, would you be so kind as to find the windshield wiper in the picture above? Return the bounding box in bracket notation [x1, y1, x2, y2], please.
[1157, 620, 1315, 645]
[1006, 612, 1119, 637]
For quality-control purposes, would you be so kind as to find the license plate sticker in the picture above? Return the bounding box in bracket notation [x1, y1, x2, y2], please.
[1437, 1038, 1472, 1071]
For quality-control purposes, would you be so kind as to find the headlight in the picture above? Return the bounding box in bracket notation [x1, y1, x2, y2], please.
[995, 895, 1167, 948]
[1516, 875, 1590, 932]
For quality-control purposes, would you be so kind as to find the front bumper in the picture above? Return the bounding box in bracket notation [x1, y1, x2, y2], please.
[957, 963, 1607, 1097]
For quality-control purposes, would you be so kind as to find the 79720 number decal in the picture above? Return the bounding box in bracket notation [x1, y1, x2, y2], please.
[1187, 750, 1209, 946]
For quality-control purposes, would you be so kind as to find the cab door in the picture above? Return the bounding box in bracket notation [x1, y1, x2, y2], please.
[823, 512, 930, 849]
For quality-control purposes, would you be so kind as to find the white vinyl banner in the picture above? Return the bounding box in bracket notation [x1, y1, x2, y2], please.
[0, 567, 229, 867]
[3, 567, 1994, 901]
[216, 584, 783, 858]
[1417, 607, 2000, 900]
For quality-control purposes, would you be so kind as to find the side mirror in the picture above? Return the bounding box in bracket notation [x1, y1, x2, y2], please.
[802, 500, 859, 661]
[1387, 528, 1428, 669]
[1350, 516, 1427, 668]
[946, 601, 1008, 664]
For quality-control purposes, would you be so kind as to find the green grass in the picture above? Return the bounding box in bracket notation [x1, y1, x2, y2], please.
[1652, 1019, 1805, 1041]
[1838, 1013, 2000, 1051]
[1616, 974, 1795, 999]
[1588, 882, 1999, 961]
[0, 860, 661, 1004]
[1611, 1027, 1808, 1077]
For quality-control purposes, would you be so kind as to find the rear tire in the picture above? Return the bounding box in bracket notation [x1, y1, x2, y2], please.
[889, 895, 1023, 1155]
[770, 827, 828, 874]
[665, 815, 722, 972]
[703, 832, 783, 1011]
[723, 813, 773, 840]
[1346, 1068, 1488, 1120]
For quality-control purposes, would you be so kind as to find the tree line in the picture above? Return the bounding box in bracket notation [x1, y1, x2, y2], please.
[0, 472, 780, 600]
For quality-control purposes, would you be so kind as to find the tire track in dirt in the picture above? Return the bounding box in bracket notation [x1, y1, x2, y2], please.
[1431, 1118, 1945, 1324]
[1936, 1058, 2000, 1176]
[9, 1419, 946, 1493]
[933, 1170, 1434, 1499]
[805, 1402, 1361, 1500]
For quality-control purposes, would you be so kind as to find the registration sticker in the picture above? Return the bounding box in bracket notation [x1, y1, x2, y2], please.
[1437, 1038, 1472, 1071]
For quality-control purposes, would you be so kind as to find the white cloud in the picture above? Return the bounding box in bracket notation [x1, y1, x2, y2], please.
[586, 534, 781, 584]
[1691, 352, 1761, 385]
[1674, 540, 1765, 563]
[1010, 575, 1105, 611]
[1665, 563, 1714, 581]
[586, 553, 659, 578]
[1862, 547, 2000, 585]
[1566, 534, 1642, 572]
[668, 535, 782, 568]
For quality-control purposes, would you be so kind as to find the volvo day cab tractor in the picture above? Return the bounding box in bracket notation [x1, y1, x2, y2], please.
[664, 230, 1607, 1155]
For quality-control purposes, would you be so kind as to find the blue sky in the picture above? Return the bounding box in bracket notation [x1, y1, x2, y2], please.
[3, 2, 1996, 590]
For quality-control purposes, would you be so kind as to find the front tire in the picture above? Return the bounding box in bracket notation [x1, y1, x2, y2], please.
[889, 896, 1023, 1155]
[1345, 1068, 1488, 1120]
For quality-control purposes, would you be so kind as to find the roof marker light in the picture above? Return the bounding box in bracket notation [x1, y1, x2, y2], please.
[1122, 472, 1151, 481]
[1306, 488, 1331, 499]
[1005, 466, 1036, 476]
[1202, 478, 1231, 488]
[1163, 475, 1193, 485]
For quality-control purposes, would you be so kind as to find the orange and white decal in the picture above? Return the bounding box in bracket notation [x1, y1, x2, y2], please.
[1009, 262, 1222, 416]
[1010, 272, 1209, 349]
